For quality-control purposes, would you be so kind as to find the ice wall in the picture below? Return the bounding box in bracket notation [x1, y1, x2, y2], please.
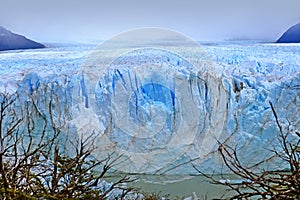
[1, 29, 299, 175]
[69, 29, 299, 174]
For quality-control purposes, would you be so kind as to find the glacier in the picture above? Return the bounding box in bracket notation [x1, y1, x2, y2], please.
[0, 30, 299, 175]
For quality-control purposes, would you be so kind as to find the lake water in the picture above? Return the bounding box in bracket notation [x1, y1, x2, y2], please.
[106, 174, 238, 199]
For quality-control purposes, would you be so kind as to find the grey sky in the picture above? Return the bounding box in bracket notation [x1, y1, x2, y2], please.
[1, 0, 300, 43]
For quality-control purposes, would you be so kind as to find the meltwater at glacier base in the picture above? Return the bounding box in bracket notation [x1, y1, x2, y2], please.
[0, 28, 299, 175]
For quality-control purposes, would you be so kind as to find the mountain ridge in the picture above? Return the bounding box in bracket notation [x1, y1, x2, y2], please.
[0, 26, 45, 51]
[277, 23, 300, 43]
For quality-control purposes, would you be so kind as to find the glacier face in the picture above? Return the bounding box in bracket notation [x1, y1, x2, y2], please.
[72, 29, 231, 174]
[86, 48, 227, 173]
[0, 30, 299, 175]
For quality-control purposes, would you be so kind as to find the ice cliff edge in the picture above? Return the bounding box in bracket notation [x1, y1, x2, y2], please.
[0, 28, 299, 175]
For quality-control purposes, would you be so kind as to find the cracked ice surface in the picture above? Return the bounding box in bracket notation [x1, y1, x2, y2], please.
[0, 41, 299, 175]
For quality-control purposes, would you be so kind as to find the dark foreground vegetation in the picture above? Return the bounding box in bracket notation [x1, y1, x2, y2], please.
[194, 102, 300, 199]
[0, 84, 299, 200]
[0, 92, 144, 199]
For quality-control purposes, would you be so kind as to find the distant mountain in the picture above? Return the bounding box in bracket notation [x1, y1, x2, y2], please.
[277, 23, 300, 43]
[0, 26, 45, 51]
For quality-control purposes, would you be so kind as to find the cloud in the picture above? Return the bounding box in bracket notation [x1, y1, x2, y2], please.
[1, 0, 300, 42]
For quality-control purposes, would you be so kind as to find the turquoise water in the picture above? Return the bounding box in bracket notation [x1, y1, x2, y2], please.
[107, 174, 237, 199]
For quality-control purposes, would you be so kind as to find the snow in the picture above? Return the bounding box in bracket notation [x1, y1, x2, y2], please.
[0, 41, 299, 175]
[0, 26, 12, 36]
[0, 45, 93, 93]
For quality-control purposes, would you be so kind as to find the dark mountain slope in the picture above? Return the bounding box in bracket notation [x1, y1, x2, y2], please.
[277, 23, 300, 43]
[0, 26, 45, 51]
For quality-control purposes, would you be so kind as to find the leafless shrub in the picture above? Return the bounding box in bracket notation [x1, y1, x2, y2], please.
[194, 101, 300, 199]
[0, 88, 139, 199]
